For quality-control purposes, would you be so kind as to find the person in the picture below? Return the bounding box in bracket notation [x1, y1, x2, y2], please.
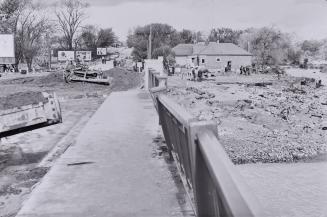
[64, 61, 75, 83]
[101, 56, 105, 64]
[198, 68, 203, 81]
[191, 67, 196, 81]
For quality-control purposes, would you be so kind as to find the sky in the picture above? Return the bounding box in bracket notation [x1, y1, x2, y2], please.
[27, 0, 327, 41]
[82, 0, 327, 41]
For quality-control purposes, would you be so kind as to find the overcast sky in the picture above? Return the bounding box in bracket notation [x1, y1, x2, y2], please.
[70, 0, 327, 41]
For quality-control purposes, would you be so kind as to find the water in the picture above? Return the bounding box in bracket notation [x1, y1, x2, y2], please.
[238, 162, 327, 217]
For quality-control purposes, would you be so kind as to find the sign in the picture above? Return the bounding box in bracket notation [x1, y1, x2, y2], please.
[0, 34, 15, 64]
[58, 51, 75, 61]
[97, 48, 107, 56]
[76, 51, 92, 61]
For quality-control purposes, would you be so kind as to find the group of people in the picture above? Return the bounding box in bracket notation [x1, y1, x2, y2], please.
[101, 56, 107, 64]
[181, 66, 203, 81]
[240, 66, 251, 75]
[1, 64, 15, 73]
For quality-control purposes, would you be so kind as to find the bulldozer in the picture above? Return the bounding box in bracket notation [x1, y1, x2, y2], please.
[64, 62, 112, 85]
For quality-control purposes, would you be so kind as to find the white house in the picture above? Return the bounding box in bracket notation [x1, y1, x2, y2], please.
[173, 42, 252, 71]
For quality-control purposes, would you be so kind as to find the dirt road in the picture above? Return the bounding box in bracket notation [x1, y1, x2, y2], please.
[0, 67, 141, 217]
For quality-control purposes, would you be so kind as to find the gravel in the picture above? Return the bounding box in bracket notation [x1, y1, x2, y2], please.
[167, 75, 327, 164]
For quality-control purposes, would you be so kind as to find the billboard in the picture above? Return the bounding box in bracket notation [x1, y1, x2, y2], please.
[58, 51, 75, 61]
[76, 51, 92, 61]
[0, 34, 15, 64]
[97, 48, 107, 56]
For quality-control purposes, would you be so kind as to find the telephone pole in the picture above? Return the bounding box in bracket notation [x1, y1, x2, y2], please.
[147, 24, 152, 59]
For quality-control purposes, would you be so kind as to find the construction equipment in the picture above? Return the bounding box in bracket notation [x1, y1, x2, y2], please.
[64, 64, 112, 85]
[0, 92, 62, 138]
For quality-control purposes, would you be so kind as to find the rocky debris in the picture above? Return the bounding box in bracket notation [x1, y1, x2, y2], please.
[186, 87, 215, 99]
[167, 75, 327, 164]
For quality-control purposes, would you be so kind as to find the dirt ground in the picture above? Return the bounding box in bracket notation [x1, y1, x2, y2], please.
[0, 67, 141, 217]
[167, 72, 327, 164]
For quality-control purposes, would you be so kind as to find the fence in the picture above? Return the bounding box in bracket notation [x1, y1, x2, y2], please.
[148, 69, 262, 217]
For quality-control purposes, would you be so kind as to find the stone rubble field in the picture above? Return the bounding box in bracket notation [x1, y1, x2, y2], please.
[167, 74, 327, 164]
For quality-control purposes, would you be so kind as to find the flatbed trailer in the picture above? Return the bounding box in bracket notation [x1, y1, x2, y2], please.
[0, 92, 62, 138]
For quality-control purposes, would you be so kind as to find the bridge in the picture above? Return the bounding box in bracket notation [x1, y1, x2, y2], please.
[15, 68, 327, 217]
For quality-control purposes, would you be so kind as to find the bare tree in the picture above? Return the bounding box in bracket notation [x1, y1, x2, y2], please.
[55, 0, 89, 50]
[16, 2, 51, 70]
[0, 0, 30, 34]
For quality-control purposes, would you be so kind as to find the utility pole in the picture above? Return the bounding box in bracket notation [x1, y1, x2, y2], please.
[147, 24, 152, 59]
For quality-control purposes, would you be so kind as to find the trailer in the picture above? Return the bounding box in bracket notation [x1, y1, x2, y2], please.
[0, 34, 15, 69]
[0, 92, 62, 138]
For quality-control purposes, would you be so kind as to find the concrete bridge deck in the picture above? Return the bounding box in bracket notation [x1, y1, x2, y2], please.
[16, 90, 194, 217]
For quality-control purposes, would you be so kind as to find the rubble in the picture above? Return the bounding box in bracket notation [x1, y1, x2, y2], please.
[167, 75, 327, 164]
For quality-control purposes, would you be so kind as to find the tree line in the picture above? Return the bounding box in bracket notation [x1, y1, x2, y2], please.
[0, 0, 117, 71]
[127, 24, 327, 69]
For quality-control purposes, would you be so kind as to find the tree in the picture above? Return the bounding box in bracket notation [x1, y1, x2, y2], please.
[77, 25, 117, 58]
[238, 27, 291, 68]
[127, 23, 179, 61]
[0, 0, 51, 68]
[78, 25, 98, 49]
[0, 0, 30, 34]
[152, 45, 176, 68]
[16, 2, 51, 71]
[55, 0, 88, 50]
[300, 40, 322, 56]
[97, 28, 116, 47]
[178, 29, 194, 44]
[193, 31, 205, 43]
[208, 28, 243, 44]
[287, 47, 303, 65]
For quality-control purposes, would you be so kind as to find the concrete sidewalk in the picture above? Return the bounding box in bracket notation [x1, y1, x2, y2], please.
[17, 90, 193, 217]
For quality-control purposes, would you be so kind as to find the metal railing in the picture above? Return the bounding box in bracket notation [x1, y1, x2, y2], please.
[148, 69, 262, 217]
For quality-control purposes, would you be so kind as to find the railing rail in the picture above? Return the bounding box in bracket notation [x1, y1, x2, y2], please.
[148, 68, 262, 217]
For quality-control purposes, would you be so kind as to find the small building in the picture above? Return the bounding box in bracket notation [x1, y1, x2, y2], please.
[173, 42, 252, 71]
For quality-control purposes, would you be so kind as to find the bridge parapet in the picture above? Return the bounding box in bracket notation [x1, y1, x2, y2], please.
[149, 74, 263, 217]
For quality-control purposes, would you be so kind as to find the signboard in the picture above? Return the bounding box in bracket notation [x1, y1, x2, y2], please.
[58, 51, 75, 61]
[76, 51, 92, 61]
[97, 48, 107, 56]
[0, 34, 15, 64]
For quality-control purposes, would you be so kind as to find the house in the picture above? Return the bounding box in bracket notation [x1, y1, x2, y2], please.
[172, 42, 252, 71]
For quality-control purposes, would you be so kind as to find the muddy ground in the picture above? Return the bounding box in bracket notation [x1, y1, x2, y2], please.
[0, 92, 48, 110]
[0, 67, 141, 217]
[167, 72, 327, 164]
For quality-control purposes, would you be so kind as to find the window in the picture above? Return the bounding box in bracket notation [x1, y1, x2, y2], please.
[201, 58, 205, 64]
[216, 58, 221, 62]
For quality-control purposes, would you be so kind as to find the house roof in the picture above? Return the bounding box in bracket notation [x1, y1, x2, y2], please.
[172, 44, 193, 56]
[173, 42, 252, 56]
